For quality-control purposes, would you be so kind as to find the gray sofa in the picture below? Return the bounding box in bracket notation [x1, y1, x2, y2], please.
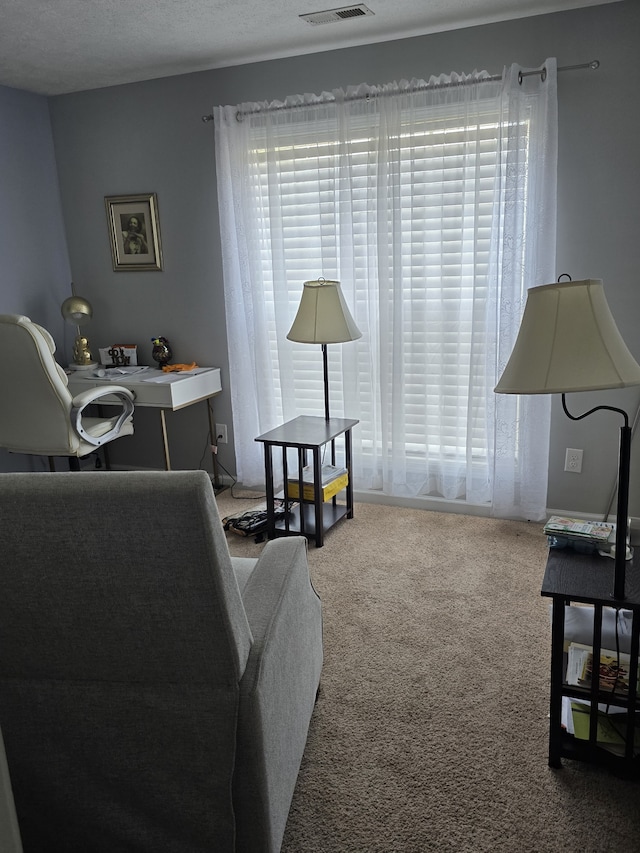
[0, 470, 323, 852]
[0, 724, 22, 852]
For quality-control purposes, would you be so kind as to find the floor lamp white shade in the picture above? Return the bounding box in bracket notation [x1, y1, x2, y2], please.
[494, 279, 640, 394]
[495, 277, 640, 600]
[287, 279, 361, 345]
[287, 279, 361, 419]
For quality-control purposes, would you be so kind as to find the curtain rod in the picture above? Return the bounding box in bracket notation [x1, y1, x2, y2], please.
[201, 59, 599, 123]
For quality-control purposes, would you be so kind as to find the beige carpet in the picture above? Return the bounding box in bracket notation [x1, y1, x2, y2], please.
[216, 491, 640, 853]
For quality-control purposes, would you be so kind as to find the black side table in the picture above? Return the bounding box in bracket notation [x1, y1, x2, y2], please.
[541, 548, 640, 775]
[255, 415, 358, 547]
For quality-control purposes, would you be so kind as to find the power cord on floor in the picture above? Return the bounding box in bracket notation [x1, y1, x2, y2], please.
[198, 420, 268, 500]
[198, 410, 340, 502]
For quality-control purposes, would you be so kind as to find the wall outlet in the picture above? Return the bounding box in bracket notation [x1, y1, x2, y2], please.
[215, 423, 228, 444]
[564, 448, 583, 473]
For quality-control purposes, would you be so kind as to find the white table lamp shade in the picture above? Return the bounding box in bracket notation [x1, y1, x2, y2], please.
[287, 279, 361, 344]
[495, 279, 640, 394]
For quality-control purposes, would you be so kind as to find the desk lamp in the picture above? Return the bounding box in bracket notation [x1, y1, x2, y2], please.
[495, 277, 640, 599]
[61, 291, 98, 370]
[287, 278, 361, 420]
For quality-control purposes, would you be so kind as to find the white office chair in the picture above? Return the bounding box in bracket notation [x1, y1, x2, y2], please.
[0, 314, 134, 470]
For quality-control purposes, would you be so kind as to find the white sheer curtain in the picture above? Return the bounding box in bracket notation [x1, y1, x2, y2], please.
[214, 60, 557, 520]
[488, 61, 557, 519]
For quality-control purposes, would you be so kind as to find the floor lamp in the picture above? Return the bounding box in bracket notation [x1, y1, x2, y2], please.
[495, 277, 640, 600]
[287, 278, 362, 420]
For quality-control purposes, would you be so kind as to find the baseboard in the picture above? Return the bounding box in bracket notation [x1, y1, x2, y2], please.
[352, 489, 492, 518]
[356, 492, 640, 531]
[107, 470, 640, 533]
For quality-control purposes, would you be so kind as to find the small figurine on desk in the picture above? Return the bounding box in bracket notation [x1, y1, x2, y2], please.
[73, 335, 95, 366]
[151, 336, 172, 369]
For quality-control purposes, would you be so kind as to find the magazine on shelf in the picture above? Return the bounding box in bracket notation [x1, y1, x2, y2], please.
[543, 515, 614, 543]
[563, 698, 640, 757]
[287, 464, 347, 486]
[566, 642, 637, 695]
[286, 464, 348, 503]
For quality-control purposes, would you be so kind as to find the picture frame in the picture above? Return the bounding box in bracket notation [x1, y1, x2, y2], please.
[105, 193, 163, 271]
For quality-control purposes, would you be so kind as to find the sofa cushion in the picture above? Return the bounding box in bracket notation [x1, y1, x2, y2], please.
[232, 556, 259, 595]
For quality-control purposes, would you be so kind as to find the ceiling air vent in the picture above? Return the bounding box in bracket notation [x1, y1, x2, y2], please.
[300, 4, 374, 25]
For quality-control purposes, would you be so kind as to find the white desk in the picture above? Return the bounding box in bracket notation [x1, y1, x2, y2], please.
[67, 367, 222, 476]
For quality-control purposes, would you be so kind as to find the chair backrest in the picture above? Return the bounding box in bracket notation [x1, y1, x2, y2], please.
[0, 470, 253, 852]
[0, 314, 82, 455]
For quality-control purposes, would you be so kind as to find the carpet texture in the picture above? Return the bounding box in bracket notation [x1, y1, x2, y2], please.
[216, 492, 640, 853]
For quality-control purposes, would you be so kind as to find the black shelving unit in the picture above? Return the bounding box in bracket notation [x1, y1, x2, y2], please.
[255, 415, 358, 547]
[541, 548, 640, 775]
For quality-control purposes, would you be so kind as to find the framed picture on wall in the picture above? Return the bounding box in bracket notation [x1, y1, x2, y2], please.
[105, 193, 164, 271]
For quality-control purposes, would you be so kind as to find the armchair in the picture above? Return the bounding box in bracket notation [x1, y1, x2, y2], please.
[0, 314, 134, 469]
[0, 470, 323, 852]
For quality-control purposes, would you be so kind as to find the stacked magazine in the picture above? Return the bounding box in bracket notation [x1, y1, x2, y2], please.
[543, 515, 615, 553]
[566, 641, 635, 695]
[562, 697, 640, 757]
[286, 464, 348, 503]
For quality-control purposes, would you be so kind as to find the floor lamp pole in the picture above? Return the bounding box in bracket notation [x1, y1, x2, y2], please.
[562, 394, 631, 600]
[614, 423, 632, 600]
[322, 343, 330, 421]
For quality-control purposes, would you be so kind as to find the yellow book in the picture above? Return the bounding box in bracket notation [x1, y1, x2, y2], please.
[287, 467, 348, 502]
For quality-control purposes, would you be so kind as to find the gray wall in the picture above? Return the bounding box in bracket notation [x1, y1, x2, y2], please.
[0, 85, 72, 471]
[7, 1, 640, 518]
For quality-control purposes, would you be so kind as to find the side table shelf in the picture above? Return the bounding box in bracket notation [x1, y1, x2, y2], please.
[274, 500, 349, 542]
[256, 416, 359, 548]
[541, 548, 640, 776]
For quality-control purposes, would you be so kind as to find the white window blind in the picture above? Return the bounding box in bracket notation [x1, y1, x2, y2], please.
[250, 107, 518, 482]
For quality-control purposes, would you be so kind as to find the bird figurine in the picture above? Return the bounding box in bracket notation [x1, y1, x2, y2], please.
[151, 336, 172, 369]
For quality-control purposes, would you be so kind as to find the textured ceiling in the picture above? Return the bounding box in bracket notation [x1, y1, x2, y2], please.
[0, 0, 620, 96]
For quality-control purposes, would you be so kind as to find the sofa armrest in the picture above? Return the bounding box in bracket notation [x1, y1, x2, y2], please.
[234, 536, 322, 853]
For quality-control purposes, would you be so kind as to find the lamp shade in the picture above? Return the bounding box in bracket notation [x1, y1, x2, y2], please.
[494, 279, 640, 394]
[61, 295, 93, 326]
[287, 279, 361, 344]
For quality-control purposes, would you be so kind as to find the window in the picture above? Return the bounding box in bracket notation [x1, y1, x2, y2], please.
[215, 66, 556, 517]
[251, 105, 515, 493]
